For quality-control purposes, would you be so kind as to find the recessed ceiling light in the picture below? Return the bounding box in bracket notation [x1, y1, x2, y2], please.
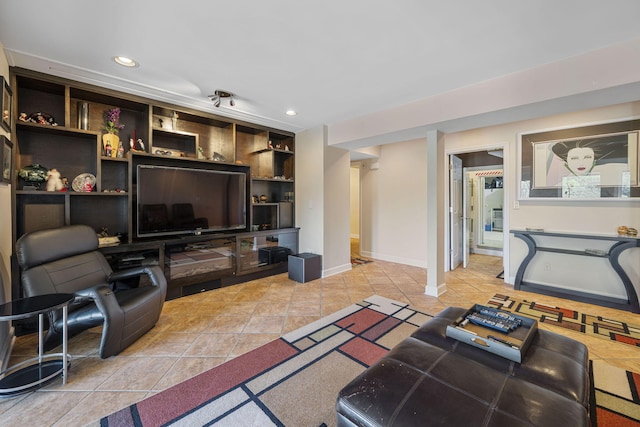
[285, 110, 297, 116]
[114, 56, 138, 67]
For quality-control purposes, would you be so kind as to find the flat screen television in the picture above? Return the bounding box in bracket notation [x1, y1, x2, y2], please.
[136, 164, 247, 238]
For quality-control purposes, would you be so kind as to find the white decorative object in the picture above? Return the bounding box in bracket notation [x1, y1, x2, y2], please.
[46, 168, 64, 191]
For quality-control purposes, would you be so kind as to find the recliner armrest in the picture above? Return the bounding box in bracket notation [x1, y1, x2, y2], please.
[108, 265, 167, 289]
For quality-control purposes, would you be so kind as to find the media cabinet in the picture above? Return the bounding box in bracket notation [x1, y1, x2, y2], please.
[8, 68, 297, 300]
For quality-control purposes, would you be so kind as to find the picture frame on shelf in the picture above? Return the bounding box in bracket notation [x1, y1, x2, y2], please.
[518, 118, 640, 200]
[1, 136, 12, 184]
[1, 76, 12, 132]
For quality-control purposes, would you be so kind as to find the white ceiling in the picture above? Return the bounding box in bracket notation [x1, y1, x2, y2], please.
[2, 1, 640, 147]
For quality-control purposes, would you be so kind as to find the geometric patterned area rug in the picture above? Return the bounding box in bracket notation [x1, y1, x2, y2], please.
[488, 294, 640, 348]
[97, 295, 640, 426]
[97, 295, 431, 427]
[592, 360, 640, 426]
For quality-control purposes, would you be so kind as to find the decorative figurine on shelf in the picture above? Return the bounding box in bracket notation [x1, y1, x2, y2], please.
[61, 177, 69, 192]
[18, 164, 48, 190]
[46, 168, 64, 192]
[212, 152, 226, 162]
[102, 108, 124, 158]
[197, 146, 205, 160]
[137, 138, 145, 151]
[172, 111, 179, 130]
[260, 194, 268, 203]
[21, 112, 58, 126]
[268, 140, 273, 149]
[83, 175, 94, 192]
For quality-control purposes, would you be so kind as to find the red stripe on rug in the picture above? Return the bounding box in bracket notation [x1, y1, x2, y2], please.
[532, 302, 577, 319]
[135, 338, 298, 426]
[336, 308, 387, 334]
[632, 372, 640, 400]
[340, 337, 389, 366]
[612, 334, 640, 347]
[596, 407, 640, 426]
[361, 317, 402, 341]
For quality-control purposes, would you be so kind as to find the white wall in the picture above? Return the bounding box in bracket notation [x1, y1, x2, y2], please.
[295, 125, 352, 276]
[0, 42, 13, 369]
[360, 139, 428, 267]
[323, 144, 351, 276]
[0, 44, 11, 302]
[295, 126, 325, 256]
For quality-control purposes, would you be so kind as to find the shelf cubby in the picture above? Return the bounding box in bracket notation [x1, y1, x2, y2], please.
[15, 75, 66, 126]
[69, 194, 129, 237]
[15, 124, 98, 189]
[151, 128, 198, 157]
[152, 106, 235, 162]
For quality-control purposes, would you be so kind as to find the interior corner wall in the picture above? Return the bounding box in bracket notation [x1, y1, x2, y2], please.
[360, 139, 428, 267]
[324, 144, 352, 275]
[295, 126, 325, 257]
[295, 125, 352, 276]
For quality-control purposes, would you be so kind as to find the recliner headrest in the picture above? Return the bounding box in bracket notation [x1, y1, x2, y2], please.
[16, 225, 99, 270]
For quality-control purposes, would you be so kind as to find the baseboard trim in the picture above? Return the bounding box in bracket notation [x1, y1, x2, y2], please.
[360, 251, 427, 268]
[323, 263, 352, 278]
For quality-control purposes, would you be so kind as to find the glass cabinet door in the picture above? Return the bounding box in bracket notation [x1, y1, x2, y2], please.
[237, 230, 298, 274]
[164, 238, 235, 283]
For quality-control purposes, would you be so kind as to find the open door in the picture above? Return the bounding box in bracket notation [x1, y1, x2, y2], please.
[450, 155, 463, 269]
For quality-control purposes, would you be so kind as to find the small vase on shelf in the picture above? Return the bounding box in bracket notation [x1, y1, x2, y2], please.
[102, 108, 125, 158]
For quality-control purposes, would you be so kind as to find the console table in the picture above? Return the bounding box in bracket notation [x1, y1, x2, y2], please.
[511, 229, 640, 313]
[0, 293, 74, 396]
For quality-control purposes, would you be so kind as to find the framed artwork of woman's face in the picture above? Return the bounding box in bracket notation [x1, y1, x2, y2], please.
[518, 119, 640, 200]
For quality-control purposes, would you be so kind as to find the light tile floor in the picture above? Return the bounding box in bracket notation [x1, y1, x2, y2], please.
[1, 251, 639, 426]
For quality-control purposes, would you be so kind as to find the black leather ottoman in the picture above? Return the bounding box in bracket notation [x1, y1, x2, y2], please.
[336, 307, 590, 427]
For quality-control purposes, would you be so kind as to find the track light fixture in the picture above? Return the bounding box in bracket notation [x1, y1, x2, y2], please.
[208, 90, 235, 108]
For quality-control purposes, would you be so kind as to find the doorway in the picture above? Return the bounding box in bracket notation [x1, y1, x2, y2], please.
[448, 149, 506, 272]
[467, 168, 504, 256]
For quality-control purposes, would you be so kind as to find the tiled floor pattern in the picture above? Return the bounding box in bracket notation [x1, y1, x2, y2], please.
[1, 249, 640, 426]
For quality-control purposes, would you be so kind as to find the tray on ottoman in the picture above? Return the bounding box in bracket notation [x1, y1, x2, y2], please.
[445, 304, 537, 363]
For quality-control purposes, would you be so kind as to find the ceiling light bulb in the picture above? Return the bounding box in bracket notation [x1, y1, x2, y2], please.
[285, 110, 297, 116]
[114, 56, 138, 67]
[229, 98, 235, 107]
[214, 98, 221, 107]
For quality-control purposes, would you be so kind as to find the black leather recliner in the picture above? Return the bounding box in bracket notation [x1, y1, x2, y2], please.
[15, 225, 167, 358]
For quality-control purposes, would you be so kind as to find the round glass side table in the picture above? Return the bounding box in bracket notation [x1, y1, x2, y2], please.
[0, 293, 74, 397]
